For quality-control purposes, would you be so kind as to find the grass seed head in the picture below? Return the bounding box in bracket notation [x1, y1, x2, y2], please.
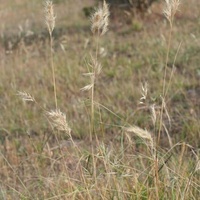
[81, 83, 94, 91]
[46, 109, 71, 135]
[164, 0, 181, 25]
[89, 54, 102, 75]
[91, 0, 109, 36]
[150, 104, 157, 126]
[139, 82, 148, 104]
[125, 126, 153, 143]
[17, 91, 35, 102]
[45, 0, 56, 35]
[81, 55, 102, 91]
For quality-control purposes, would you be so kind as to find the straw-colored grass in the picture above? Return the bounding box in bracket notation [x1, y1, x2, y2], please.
[0, 0, 199, 199]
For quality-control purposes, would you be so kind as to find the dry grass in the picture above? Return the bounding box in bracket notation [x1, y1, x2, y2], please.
[0, 0, 199, 199]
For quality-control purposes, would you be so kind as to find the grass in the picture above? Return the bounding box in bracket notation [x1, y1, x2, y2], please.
[0, 0, 199, 199]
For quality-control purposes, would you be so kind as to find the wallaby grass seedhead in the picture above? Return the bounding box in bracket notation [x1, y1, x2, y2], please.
[150, 104, 157, 126]
[17, 91, 35, 102]
[46, 109, 71, 134]
[81, 55, 102, 91]
[164, 0, 181, 25]
[139, 82, 148, 104]
[125, 126, 153, 143]
[91, 0, 110, 36]
[45, 0, 56, 35]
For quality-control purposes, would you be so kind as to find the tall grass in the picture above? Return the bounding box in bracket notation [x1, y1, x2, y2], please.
[1, 0, 199, 199]
[81, 0, 109, 139]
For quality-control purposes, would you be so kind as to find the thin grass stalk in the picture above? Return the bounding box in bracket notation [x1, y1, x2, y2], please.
[158, 0, 181, 144]
[156, 8, 180, 195]
[50, 34, 58, 109]
[153, 21, 173, 200]
[157, 26, 172, 145]
[165, 42, 182, 96]
[154, 155, 159, 200]
[45, 0, 57, 109]
[91, 35, 100, 136]
[91, 65, 95, 137]
[155, 2, 181, 197]
[155, 2, 173, 197]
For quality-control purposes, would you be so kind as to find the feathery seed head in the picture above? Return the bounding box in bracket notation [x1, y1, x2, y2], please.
[125, 126, 153, 142]
[81, 55, 102, 91]
[91, 0, 109, 36]
[81, 84, 94, 91]
[46, 109, 71, 134]
[45, 0, 56, 35]
[163, 0, 181, 25]
[125, 126, 154, 150]
[150, 104, 157, 126]
[17, 91, 35, 102]
[90, 54, 102, 75]
[139, 82, 148, 104]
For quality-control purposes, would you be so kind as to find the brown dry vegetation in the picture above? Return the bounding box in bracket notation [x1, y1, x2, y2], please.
[0, 0, 199, 199]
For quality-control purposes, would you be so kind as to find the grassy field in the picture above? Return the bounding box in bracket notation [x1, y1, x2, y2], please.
[0, 0, 199, 199]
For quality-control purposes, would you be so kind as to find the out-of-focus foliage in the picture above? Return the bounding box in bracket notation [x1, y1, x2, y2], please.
[100, 0, 158, 11]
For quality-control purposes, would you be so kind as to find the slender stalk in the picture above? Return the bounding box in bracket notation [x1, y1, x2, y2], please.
[153, 25, 173, 199]
[89, 0, 109, 138]
[155, 1, 181, 196]
[45, 0, 57, 109]
[158, 0, 181, 144]
[154, 156, 159, 200]
[91, 71, 94, 136]
[157, 25, 172, 145]
[165, 42, 182, 96]
[91, 35, 100, 135]
[50, 33, 57, 109]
